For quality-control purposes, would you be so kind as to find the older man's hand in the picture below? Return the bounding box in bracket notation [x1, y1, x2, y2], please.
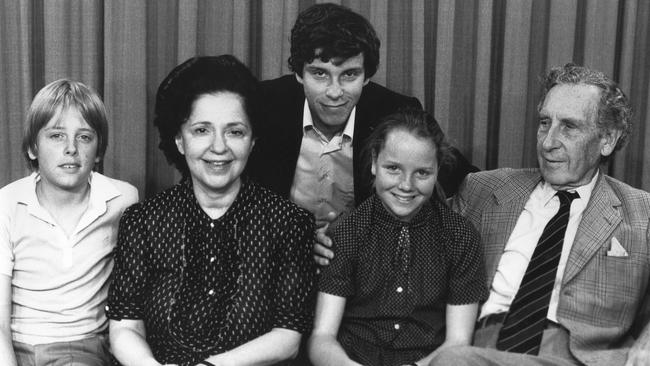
[625, 325, 650, 366]
[625, 348, 650, 366]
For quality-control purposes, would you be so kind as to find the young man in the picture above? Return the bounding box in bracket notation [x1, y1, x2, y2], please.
[0, 80, 138, 366]
[247, 3, 476, 265]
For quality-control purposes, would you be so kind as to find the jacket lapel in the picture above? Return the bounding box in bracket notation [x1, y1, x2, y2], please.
[562, 174, 622, 285]
[483, 170, 541, 286]
[277, 84, 308, 186]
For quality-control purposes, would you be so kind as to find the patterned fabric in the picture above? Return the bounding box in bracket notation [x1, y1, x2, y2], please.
[451, 168, 650, 366]
[395, 226, 410, 273]
[497, 191, 579, 354]
[106, 178, 316, 366]
[319, 194, 487, 365]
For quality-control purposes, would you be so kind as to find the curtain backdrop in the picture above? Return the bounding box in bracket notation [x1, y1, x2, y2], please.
[1, 0, 649, 197]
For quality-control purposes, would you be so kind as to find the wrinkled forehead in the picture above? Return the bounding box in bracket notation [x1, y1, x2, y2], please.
[541, 84, 601, 123]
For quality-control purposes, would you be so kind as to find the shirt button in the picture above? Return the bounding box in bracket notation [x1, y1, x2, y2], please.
[210, 222, 215, 228]
[210, 257, 216, 263]
[208, 289, 215, 296]
[396, 286, 403, 293]
[394, 323, 400, 330]
[104, 305, 109, 311]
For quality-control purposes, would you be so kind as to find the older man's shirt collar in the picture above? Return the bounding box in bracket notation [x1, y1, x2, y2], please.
[538, 170, 598, 207]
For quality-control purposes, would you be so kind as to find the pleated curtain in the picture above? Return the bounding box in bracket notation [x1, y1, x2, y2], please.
[1, 0, 649, 197]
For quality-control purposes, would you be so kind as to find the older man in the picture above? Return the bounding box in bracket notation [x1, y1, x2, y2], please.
[246, 3, 476, 266]
[431, 64, 650, 366]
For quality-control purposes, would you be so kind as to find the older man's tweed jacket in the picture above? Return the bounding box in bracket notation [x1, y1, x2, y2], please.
[451, 168, 650, 366]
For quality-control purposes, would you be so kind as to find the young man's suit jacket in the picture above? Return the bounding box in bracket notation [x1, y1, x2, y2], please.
[246, 74, 477, 204]
[452, 168, 650, 366]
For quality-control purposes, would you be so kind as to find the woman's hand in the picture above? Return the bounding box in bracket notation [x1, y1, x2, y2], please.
[110, 319, 171, 366]
[138, 358, 176, 366]
[197, 328, 300, 366]
[139, 357, 178, 366]
[195, 354, 230, 366]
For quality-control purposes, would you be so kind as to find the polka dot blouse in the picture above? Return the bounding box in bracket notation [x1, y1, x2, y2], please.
[107, 178, 316, 366]
[319, 194, 487, 365]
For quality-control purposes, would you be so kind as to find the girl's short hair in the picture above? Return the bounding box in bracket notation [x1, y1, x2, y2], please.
[22, 79, 108, 170]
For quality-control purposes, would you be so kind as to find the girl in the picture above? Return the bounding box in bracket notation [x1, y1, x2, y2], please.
[0, 79, 138, 366]
[308, 109, 487, 366]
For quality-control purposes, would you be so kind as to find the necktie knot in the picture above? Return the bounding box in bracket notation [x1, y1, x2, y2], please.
[556, 190, 579, 207]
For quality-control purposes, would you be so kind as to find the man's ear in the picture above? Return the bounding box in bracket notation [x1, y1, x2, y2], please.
[600, 128, 622, 157]
[295, 72, 304, 85]
[363, 77, 370, 87]
[371, 153, 377, 176]
[175, 134, 185, 155]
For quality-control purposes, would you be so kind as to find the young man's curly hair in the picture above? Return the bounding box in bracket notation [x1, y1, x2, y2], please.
[288, 3, 380, 78]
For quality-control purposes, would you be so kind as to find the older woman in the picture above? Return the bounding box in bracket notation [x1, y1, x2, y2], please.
[107, 56, 316, 366]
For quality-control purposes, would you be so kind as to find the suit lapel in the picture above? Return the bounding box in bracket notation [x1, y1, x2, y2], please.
[287, 96, 305, 156]
[562, 175, 622, 285]
[279, 85, 308, 183]
[351, 88, 376, 205]
[483, 171, 541, 286]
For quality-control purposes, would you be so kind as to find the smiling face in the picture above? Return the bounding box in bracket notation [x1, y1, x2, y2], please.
[175, 92, 254, 197]
[296, 52, 369, 138]
[28, 107, 99, 193]
[371, 129, 438, 222]
[537, 84, 620, 190]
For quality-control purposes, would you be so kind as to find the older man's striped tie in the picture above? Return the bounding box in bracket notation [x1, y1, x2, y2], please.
[496, 190, 579, 354]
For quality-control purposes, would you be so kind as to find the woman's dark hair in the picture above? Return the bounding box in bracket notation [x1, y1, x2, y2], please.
[364, 108, 455, 178]
[153, 55, 260, 176]
[288, 3, 380, 78]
